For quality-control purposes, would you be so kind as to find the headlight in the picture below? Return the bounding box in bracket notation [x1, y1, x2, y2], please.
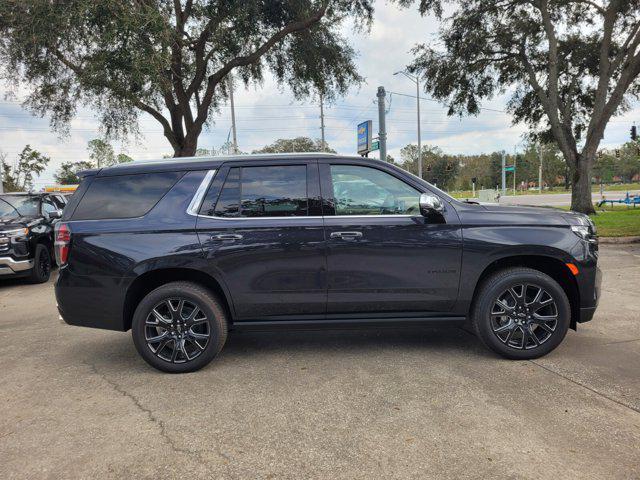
[571, 225, 597, 243]
[1, 227, 29, 239]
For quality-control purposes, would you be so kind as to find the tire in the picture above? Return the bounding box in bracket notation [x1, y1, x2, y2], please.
[471, 267, 570, 360]
[28, 244, 52, 284]
[131, 281, 228, 373]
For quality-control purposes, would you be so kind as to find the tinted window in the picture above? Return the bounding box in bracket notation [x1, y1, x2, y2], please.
[213, 165, 308, 217]
[72, 172, 183, 220]
[330, 165, 420, 216]
[214, 168, 240, 217]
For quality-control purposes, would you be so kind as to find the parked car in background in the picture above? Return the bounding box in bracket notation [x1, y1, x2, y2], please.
[55, 154, 600, 373]
[0, 192, 66, 283]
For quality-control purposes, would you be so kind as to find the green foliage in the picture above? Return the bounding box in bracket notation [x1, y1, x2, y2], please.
[0, 1, 373, 156]
[253, 137, 336, 154]
[1, 146, 51, 192]
[54, 161, 95, 185]
[395, 0, 640, 213]
[87, 139, 133, 168]
[595, 142, 640, 184]
[399, 144, 459, 190]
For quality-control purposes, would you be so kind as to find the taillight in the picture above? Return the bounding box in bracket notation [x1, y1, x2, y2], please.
[54, 223, 71, 266]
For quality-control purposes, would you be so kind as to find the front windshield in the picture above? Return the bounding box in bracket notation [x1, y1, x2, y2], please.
[0, 195, 40, 217]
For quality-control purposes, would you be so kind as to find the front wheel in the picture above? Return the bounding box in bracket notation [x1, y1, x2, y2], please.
[471, 267, 570, 360]
[132, 282, 228, 373]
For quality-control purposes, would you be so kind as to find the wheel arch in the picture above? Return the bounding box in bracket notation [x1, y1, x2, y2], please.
[470, 255, 580, 330]
[123, 268, 234, 331]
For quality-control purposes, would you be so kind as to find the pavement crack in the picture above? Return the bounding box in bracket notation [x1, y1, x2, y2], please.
[600, 338, 640, 346]
[85, 363, 197, 457]
[529, 360, 640, 415]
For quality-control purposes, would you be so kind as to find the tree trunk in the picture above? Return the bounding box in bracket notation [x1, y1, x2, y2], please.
[173, 140, 198, 157]
[570, 153, 595, 214]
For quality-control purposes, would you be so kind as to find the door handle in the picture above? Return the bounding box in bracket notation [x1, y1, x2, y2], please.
[211, 233, 243, 241]
[330, 231, 363, 240]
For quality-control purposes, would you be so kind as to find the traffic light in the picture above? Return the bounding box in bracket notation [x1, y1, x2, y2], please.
[471, 177, 477, 184]
[615, 149, 620, 158]
[632, 125, 638, 141]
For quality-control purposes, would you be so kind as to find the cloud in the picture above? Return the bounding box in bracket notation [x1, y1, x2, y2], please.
[0, 2, 637, 186]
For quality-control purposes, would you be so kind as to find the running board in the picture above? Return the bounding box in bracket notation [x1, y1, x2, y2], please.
[231, 316, 466, 331]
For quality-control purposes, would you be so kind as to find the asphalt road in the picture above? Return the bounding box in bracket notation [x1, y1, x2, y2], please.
[499, 190, 640, 207]
[1, 246, 639, 479]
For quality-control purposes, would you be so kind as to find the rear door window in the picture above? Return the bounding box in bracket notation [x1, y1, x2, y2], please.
[71, 172, 183, 220]
[211, 165, 308, 218]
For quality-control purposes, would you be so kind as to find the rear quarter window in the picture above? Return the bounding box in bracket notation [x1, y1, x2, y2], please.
[71, 172, 184, 220]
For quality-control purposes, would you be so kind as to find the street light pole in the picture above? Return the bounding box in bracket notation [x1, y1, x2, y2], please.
[394, 70, 423, 179]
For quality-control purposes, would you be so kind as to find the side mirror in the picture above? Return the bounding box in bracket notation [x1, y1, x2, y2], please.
[48, 210, 63, 220]
[419, 193, 444, 217]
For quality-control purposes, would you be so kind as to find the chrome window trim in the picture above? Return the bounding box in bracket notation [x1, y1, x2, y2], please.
[193, 213, 416, 220]
[187, 169, 217, 216]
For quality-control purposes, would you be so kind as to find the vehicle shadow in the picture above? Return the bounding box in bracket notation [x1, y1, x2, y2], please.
[68, 325, 494, 374]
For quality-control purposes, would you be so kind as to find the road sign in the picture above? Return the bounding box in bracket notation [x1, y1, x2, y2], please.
[357, 120, 372, 155]
[371, 140, 380, 151]
[505, 165, 516, 172]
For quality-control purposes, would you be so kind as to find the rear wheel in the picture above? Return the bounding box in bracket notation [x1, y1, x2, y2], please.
[471, 267, 570, 360]
[28, 244, 52, 284]
[132, 282, 228, 373]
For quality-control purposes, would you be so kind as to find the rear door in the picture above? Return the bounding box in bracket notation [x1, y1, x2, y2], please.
[320, 160, 462, 315]
[195, 160, 326, 320]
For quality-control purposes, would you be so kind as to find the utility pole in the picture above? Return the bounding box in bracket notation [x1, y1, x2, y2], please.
[377, 86, 387, 162]
[539, 144, 543, 194]
[394, 71, 422, 178]
[0, 156, 4, 194]
[319, 93, 326, 151]
[501, 151, 506, 196]
[228, 74, 238, 154]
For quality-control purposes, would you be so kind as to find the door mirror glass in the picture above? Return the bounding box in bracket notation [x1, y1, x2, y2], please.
[419, 193, 444, 216]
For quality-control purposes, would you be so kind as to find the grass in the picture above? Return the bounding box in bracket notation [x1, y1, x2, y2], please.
[588, 204, 640, 237]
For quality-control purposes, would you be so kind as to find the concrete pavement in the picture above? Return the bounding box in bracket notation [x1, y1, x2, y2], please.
[1, 246, 639, 479]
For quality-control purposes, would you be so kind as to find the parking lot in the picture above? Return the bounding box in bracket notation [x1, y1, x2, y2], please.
[0, 245, 639, 480]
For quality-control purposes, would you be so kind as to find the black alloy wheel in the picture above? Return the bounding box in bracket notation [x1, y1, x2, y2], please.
[132, 282, 228, 373]
[471, 267, 570, 360]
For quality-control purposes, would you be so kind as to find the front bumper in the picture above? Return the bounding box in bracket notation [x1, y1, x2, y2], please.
[0, 257, 34, 276]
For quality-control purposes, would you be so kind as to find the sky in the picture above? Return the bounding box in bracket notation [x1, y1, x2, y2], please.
[0, 1, 638, 188]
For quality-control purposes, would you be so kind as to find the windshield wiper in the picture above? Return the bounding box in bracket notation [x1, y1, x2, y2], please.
[0, 198, 22, 216]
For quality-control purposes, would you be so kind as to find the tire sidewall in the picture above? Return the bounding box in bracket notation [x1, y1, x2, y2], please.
[131, 283, 227, 373]
[29, 244, 51, 284]
[474, 270, 570, 360]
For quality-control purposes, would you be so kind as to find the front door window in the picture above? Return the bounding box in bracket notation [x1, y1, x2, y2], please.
[330, 165, 420, 216]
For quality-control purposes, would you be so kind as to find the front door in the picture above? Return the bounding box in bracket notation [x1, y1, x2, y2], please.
[195, 160, 326, 320]
[320, 161, 462, 316]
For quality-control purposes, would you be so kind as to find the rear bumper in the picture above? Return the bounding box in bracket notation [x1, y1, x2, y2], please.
[55, 268, 129, 331]
[0, 256, 33, 276]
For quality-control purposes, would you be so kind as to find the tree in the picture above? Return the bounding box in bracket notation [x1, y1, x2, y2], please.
[253, 137, 336, 154]
[87, 139, 133, 167]
[54, 161, 95, 185]
[399, 144, 459, 190]
[0, 1, 373, 157]
[1, 146, 50, 191]
[397, 0, 640, 213]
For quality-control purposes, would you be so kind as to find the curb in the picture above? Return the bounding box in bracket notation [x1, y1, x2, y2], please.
[599, 236, 640, 244]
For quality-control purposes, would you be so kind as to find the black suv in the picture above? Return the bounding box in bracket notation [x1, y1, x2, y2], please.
[0, 192, 66, 283]
[55, 154, 601, 372]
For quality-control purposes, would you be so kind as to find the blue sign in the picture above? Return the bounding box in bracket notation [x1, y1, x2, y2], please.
[357, 120, 372, 154]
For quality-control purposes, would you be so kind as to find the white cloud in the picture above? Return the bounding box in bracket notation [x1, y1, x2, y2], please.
[0, 2, 638, 187]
